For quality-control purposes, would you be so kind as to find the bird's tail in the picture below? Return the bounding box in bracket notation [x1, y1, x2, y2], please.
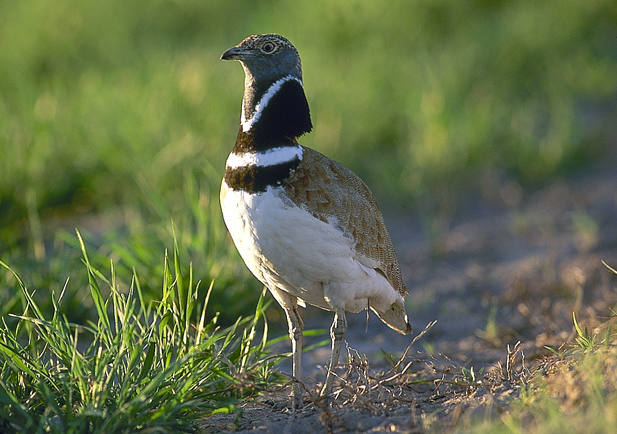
[371, 299, 411, 335]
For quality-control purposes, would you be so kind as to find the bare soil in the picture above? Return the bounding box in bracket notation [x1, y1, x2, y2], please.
[200, 166, 617, 433]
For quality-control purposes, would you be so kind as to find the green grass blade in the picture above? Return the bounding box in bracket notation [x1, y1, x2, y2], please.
[76, 230, 111, 340]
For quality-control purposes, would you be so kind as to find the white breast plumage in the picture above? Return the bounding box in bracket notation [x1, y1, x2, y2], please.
[220, 180, 401, 314]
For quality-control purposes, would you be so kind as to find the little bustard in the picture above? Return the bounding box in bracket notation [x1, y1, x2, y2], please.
[220, 34, 411, 407]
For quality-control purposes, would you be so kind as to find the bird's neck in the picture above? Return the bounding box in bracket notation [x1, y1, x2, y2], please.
[224, 75, 312, 193]
[233, 75, 312, 153]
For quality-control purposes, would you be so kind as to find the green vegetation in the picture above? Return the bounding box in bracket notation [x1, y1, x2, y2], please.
[1, 0, 616, 430]
[0, 233, 277, 432]
[1, 0, 616, 313]
[467, 312, 617, 433]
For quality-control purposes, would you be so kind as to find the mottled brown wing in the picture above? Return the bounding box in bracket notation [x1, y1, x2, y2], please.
[283, 146, 408, 296]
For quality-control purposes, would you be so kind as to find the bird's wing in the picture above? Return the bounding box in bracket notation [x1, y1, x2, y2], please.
[283, 146, 407, 296]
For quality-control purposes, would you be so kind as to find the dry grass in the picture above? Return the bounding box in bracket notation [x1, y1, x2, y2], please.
[202, 321, 537, 432]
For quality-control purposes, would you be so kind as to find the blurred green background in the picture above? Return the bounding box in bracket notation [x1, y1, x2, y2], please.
[1, 0, 616, 322]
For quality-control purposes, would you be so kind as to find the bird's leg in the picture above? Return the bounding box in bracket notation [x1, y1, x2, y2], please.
[268, 287, 304, 408]
[283, 304, 304, 408]
[320, 308, 346, 397]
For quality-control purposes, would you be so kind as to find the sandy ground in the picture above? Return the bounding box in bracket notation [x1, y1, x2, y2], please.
[200, 165, 617, 433]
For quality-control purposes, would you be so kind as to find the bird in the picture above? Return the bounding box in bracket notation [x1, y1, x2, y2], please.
[220, 34, 411, 407]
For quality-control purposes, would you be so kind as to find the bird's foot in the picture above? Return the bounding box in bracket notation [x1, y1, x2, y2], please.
[316, 384, 338, 409]
[290, 384, 304, 410]
[319, 371, 337, 404]
[283, 378, 305, 411]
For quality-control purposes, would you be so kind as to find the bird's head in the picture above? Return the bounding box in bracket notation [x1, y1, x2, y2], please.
[221, 34, 303, 83]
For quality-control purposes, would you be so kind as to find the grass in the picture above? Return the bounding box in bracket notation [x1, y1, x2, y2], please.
[1, 0, 617, 431]
[0, 171, 262, 325]
[1, 0, 616, 321]
[467, 321, 617, 433]
[460, 264, 617, 433]
[0, 231, 280, 432]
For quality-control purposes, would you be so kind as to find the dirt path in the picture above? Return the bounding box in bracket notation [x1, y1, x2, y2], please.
[201, 166, 617, 433]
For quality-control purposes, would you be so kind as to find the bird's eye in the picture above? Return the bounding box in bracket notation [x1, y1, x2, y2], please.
[261, 42, 276, 54]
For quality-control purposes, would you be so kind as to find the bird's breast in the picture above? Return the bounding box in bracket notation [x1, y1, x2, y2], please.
[220, 178, 401, 314]
[220, 180, 346, 307]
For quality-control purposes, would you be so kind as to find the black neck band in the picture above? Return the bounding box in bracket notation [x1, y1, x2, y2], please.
[224, 157, 300, 193]
[233, 79, 312, 153]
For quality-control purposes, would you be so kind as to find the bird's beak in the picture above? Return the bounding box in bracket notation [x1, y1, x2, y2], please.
[220, 46, 249, 61]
